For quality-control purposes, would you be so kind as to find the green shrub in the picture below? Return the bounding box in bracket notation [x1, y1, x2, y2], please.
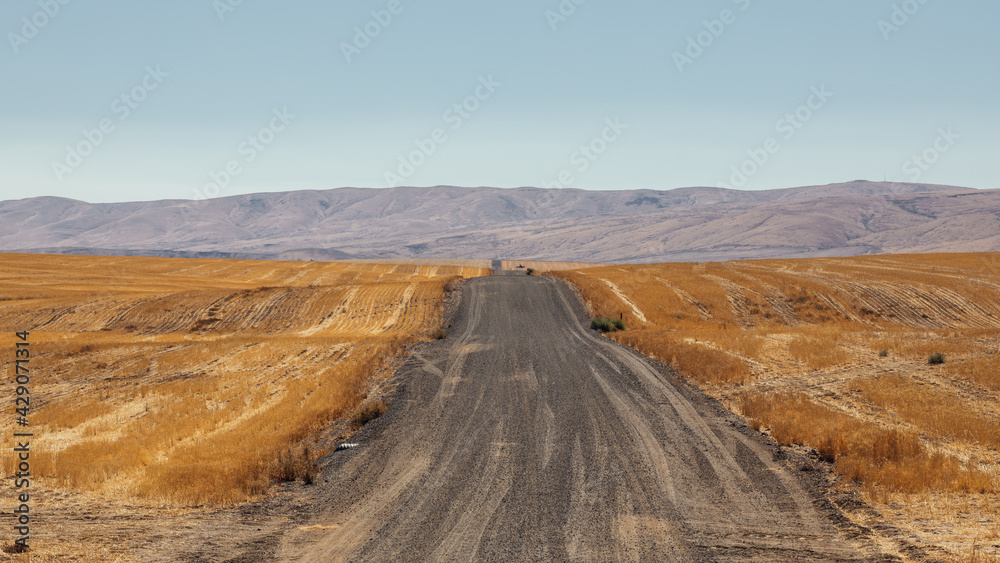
[591, 318, 612, 332]
[879, 349, 889, 358]
[591, 317, 626, 333]
[928, 353, 946, 365]
[526, 268, 535, 276]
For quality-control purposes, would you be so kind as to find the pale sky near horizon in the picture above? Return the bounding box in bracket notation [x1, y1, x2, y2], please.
[1, 1, 997, 203]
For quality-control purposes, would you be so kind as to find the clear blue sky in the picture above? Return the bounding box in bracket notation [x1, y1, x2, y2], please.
[2, 0, 997, 203]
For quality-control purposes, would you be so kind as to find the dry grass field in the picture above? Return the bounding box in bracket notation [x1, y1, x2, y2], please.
[552, 253, 1000, 561]
[0, 254, 488, 559]
[0, 254, 486, 514]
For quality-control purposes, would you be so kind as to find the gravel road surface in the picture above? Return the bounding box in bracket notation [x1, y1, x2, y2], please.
[277, 275, 871, 562]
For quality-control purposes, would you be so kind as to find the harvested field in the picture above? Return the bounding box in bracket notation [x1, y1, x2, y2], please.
[500, 260, 604, 272]
[336, 258, 493, 270]
[552, 253, 1000, 561]
[0, 253, 487, 559]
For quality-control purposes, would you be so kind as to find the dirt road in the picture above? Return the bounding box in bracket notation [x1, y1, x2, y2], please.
[276, 276, 872, 561]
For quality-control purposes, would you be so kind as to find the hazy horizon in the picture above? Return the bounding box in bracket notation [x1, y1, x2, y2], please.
[2, 179, 995, 207]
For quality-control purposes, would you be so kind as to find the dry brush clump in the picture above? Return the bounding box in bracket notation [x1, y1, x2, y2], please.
[0, 254, 489, 506]
[854, 375, 1000, 450]
[787, 331, 848, 370]
[950, 352, 1000, 390]
[350, 397, 389, 431]
[615, 330, 752, 385]
[739, 392, 996, 494]
[269, 445, 320, 485]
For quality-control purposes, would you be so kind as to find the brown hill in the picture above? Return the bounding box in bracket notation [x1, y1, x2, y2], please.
[1, 181, 994, 262]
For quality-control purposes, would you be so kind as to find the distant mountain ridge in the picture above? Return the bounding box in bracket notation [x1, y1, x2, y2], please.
[1, 181, 996, 263]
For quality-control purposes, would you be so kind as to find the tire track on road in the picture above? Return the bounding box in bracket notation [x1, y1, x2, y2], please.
[275, 276, 871, 562]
